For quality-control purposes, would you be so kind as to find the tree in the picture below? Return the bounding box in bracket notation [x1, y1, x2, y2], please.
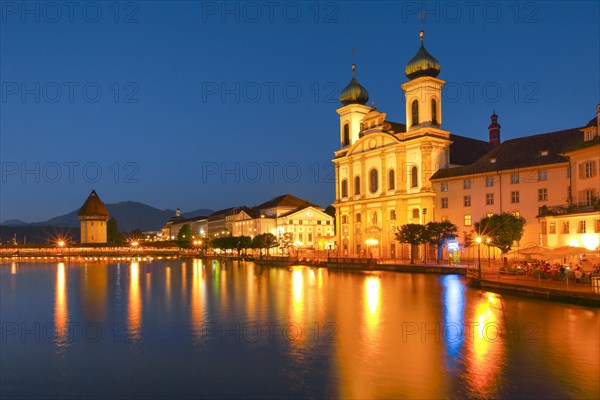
[395, 224, 427, 264]
[177, 224, 193, 247]
[107, 217, 126, 243]
[325, 205, 336, 230]
[252, 233, 279, 258]
[425, 221, 459, 264]
[474, 213, 526, 254]
[232, 235, 252, 258]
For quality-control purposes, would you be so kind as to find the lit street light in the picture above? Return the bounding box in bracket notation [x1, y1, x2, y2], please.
[476, 236, 482, 278]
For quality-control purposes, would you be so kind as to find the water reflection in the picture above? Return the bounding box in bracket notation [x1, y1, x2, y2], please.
[80, 263, 108, 321]
[54, 262, 69, 350]
[128, 262, 142, 343]
[191, 259, 206, 343]
[364, 276, 381, 337]
[442, 275, 465, 359]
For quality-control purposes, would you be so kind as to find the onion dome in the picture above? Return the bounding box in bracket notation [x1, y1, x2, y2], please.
[405, 31, 441, 80]
[339, 64, 369, 105]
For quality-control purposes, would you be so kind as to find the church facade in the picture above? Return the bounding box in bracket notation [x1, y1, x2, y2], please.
[333, 32, 491, 259]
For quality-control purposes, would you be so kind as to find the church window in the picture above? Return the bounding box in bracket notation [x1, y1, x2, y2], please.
[431, 99, 438, 124]
[390, 210, 396, 220]
[355, 176, 361, 195]
[369, 169, 378, 193]
[341, 179, 348, 197]
[356, 213, 361, 223]
[343, 123, 350, 146]
[388, 169, 395, 190]
[411, 100, 419, 126]
[412, 208, 420, 219]
[411, 166, 418, 188]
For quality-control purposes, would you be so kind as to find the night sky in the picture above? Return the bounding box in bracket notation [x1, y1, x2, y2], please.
[1, 1, 599, 222]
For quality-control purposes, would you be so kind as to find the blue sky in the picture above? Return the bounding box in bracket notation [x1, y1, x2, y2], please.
[1, 1, 599, 222]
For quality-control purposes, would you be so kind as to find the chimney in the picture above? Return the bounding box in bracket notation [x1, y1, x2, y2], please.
[488, 111, 501, 147]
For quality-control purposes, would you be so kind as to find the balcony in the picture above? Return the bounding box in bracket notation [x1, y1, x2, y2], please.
[538, 199, 600, 217]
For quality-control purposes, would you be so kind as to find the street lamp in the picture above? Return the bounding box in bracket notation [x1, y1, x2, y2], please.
[365, 238, 378, 259]
[475, 236, 482, 278]
[486, 237, 491, 268]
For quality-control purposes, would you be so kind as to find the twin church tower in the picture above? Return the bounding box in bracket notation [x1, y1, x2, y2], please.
[333, 31, 496, 258]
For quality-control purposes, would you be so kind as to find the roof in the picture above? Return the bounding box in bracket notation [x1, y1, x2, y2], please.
[431, 127, 584, 180]
[255, 194, 317, 210]
[77, 190, 109, 217]
[278, 205, 327, 218]
[585, 116, 597, 128]
[448, 134, 493, 165]
[387, 121, 407, 133]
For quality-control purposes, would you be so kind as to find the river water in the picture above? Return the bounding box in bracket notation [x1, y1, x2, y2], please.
[1, 260, 598, 399]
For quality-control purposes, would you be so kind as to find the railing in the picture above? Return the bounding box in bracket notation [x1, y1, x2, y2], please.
[538, 200, 600, 216]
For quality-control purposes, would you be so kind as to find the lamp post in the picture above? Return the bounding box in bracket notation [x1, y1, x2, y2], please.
[365, 238, 378, 260]
[486, 237, 491, 268]
[476, 236, 482, 278]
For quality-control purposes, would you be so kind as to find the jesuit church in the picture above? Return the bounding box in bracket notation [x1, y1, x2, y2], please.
[332, 31, 600, 259]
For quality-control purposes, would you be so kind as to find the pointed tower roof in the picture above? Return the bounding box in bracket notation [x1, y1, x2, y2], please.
[77, 190, 109, 217]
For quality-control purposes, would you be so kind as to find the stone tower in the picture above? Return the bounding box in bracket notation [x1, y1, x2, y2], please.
[78, 190, 109, 243]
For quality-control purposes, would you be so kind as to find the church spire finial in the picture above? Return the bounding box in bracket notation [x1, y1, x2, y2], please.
[352, 48, 356, 75]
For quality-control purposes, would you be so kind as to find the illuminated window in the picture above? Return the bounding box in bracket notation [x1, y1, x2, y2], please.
[441, 181, 448, 192]
[341, 179, 348, 198]
[463, 179, 471, 189]
[511, 191, 520, 203]
[562, 221, 569, 234]
[595, 219, 600, 233]
[441, 198, 448, 208]
[538, 170, 547, 181]
[464, 215, 472, 226]
[538, 188, 548, 201]
[431, 98, 438, 124]
[355, 176, 361, 195]
[412, 209, 420, 219]
[390, 210, 396, 220]
[578, 220, 586, 233]
[411, 166, 418, 188]
[512, 211, 520, 217]
[356, 213, 361, 223]
[511, 173, 519, 184]
[464, 195, 471, 207]
[343, 123, 350, 146]
[411, 100, 419, 126]
[485, 176, 494, 187]
[308, 233, 313, 242]
[585, 190, 594, 205]
[486, 213, 494, 218]
[388, 169, 395, 190]
[369, 169, 378, 193]
[549, 221, 556, 234]
[341, 215, 348, 224]
[486, 193, 494, 205]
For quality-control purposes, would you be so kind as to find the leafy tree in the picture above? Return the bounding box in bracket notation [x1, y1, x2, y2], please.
[107, 217, 126, 243]
[395, 224, 428, 264]
[177, 224, 193, 247]
[325, 205, 336, 230]
[474, 213, 526, 254]
[252, 233, 279, 258]
[232, 235, 252, 258]
[279, 232, 294, 256]
[425, 221, 459, 264]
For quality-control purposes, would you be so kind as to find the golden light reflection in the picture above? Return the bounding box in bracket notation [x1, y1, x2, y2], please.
[165, 266, 171, 308]
[465, 293, 504, 398]
[293, 267, 303, 304]
[128, 262, 142, 342]
[365, 276, 380, 316]
[11, 262, 17, 275]
[54, 262, 69, 348]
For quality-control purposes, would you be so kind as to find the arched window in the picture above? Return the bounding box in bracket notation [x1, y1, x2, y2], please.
[412, 208, 420, 219]
[411, 100, 419, 127]
[356, 212, 361, 223]
[354, 176, 361, 195]
[388, 169, 395, 190]
[390, 210, 396, 220]
[431, 99, 438, 125]
[341, 179, 348, 198]
[343, 123, 350, 146]
[411, 166, 418, 188]
[369, 169, 378, 193]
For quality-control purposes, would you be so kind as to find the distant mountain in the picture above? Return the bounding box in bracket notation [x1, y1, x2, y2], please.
[1, 219, 28, 226]
[22, 202, 213, 233]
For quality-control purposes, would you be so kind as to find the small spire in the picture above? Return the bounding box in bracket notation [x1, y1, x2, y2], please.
[352, 63, 356, 75]
[352, 48, 356, 75]
[420, 30, 425, 42]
